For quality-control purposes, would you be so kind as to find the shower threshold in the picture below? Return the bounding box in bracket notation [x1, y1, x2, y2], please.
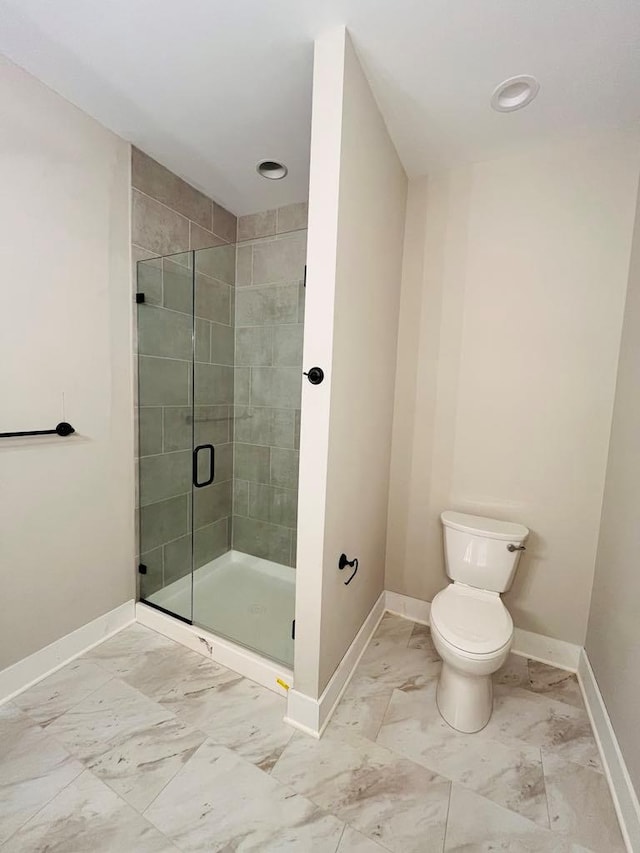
[137, 551, 295, 696]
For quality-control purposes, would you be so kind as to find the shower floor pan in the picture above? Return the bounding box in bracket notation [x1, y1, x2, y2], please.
[145, 550, 295, 669]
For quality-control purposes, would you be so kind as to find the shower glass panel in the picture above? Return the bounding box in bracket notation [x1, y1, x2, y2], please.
[137, 253, 195, 623]
[136, 223, 306, 668]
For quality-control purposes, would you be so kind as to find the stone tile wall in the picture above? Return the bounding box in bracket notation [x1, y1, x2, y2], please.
[232, 203, 307, 566]
[132, 149, 237, 598]
[132, 145, 307, 587]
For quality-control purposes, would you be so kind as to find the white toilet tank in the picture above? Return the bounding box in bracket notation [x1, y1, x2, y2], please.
[441, 511, 529, 593]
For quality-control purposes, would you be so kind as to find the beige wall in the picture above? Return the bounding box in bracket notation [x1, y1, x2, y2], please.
[386, 134, 640, 645]
[295, 27, 406, 697]
[586, 190, 640, 794]
[0, 56, 135, 669]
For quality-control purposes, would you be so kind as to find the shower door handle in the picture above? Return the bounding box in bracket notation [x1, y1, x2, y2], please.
[193, 444, 215, 488]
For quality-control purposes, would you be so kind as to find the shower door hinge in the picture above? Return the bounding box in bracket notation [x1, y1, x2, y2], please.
[291, 619, 295, 640]
[135, 292, 145, 304]
[303, 265, 306, 288]
[138, 563, 147, 575]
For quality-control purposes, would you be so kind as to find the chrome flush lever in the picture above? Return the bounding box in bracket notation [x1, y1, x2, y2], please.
[507, 544, 526, 552]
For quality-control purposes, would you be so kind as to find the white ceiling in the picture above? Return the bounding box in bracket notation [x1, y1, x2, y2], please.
[1, 0, 639, 215]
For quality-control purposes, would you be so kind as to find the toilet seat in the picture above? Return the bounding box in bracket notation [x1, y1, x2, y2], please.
[431, 584, 513, 656]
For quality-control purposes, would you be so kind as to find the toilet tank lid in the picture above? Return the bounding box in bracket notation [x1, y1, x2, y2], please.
[441, 511, 529, 542]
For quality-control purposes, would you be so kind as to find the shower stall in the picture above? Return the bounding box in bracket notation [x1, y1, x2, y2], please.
[136, 226, 306, 669]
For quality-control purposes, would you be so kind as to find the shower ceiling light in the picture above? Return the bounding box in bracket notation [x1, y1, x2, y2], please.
[491, 75, 539, 112]
[257, 160, 288, 180]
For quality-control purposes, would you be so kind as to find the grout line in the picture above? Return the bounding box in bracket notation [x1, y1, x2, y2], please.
[132, 240, 163, 258]
[138, 353, 191, 364]
[133, 187, 228, 242]
[34, 645, 204, 843]
[0, 756, 86, 845]
[235, 280, 304, 292]
[132, 188, 190, 228]
[441, 782, 453, 853]
[132, 241, 160, 259]
[138, 731, 210, 818]
[236, 321, 303, 330]
[540, 747, 553, 831]
[234, 438, 299, 452]
[235, 224, 306, 247]
[230, 480, 298, 493]
[231, 512, 297, 533]
[93, 765, 187, 850]
[370, 689, 395, 744]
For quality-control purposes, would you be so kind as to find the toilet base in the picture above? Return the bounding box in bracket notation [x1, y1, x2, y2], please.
[436, 661, 493, 733]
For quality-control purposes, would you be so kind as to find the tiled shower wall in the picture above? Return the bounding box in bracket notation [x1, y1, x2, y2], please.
[132, 148, 237, 596]
[132, 146, 307, 587]
[232, 204, 308, 567]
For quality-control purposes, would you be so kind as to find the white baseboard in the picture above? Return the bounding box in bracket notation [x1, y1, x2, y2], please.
[385, 590, 581, 672]
[285, 591, 386, 737]
[578, 650, 640, 853]
[0, 600, 135, 705]
[384, 590, 431, 625]
[511, 627, 581, 672]
[284, 689, 322, 738]
[136, 603, 292, 698]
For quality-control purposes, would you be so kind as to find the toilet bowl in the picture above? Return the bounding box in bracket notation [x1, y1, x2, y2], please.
[433, 511, 528, 733]
[430, 584, 513, 732]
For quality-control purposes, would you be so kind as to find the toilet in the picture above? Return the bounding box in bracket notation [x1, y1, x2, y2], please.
[430, 510, 529, 733]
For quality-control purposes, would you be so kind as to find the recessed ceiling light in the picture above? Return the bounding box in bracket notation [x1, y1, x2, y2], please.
[257, 160, 288, 180]
[491, 75, 540, 112]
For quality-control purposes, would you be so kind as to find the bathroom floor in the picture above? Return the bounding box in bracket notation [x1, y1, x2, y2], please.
[0, 614, 625, 852]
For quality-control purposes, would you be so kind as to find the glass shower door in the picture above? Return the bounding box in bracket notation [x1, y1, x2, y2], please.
[190, 244, 236, 626]
[137, 253, 195, 623]
[135, 218, 304, 667]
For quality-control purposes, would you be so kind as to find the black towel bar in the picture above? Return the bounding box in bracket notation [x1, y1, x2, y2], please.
[0, 422, 75, 439]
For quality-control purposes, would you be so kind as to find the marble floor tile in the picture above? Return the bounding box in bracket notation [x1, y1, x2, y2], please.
[495, 653, 530, 689]
[81, 623, 178, 676]
[407, 623, 440, 658]
[46, 677, 175, 762]
[144, 739, 345, 851]
[356, 638, 441, 693]
[159, 674, 293, 771]
[12, 659, 113, 726]
[482, 687, 601, 771]
[495, 656, 584, 709]
[444, 784, 579, 852]
[542, 751, 626, 852]
[120, 635, 292, 771]
[372, 612, 415, 646]
[122, 639, 240, 703]
[2, 769, 178, 853]
[87, 716, 207, 811]
[0, 700, 37, 752]
[1, 619, 620, 853]
[377, 683, 549, 827]
[337, 825, 389, 851]
[0, 704, 84, 846]
[526, 661, 584, 709]
[326, 673, 394, 741]
[272, 727, 451, 853]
